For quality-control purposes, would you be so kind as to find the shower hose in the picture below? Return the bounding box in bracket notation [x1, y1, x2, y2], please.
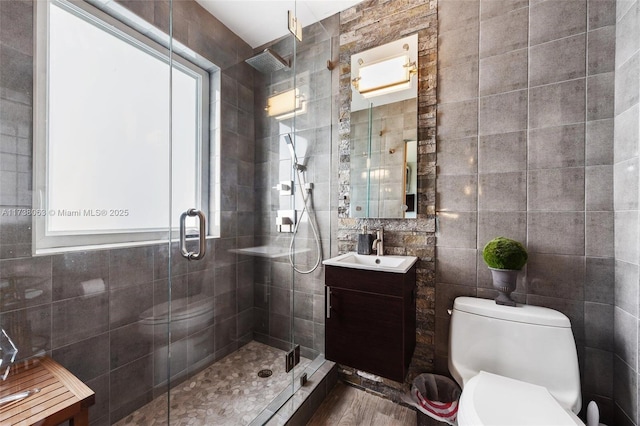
[289, 167, 322, 274]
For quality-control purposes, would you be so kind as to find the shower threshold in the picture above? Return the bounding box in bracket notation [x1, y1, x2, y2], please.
[114, 341, 312, 425]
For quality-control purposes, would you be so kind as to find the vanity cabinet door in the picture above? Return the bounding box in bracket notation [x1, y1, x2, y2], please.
[326, 287, 404, 381]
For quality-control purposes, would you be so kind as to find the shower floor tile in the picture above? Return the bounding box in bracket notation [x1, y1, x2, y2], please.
[114, 341, 310, 426]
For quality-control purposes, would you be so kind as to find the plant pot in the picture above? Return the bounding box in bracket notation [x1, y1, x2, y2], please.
[489, 268, 519, 307]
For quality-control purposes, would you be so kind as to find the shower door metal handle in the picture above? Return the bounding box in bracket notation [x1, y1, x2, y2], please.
[180, 208, 206, 261]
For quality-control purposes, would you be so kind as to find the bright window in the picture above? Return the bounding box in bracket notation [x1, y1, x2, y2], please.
[34, 0, 217, 252]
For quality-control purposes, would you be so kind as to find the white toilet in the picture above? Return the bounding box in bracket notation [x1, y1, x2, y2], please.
[449, 296, 585, 426]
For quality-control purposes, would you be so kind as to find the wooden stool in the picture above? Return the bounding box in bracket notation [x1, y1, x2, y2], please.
[0, 356, 95, 425]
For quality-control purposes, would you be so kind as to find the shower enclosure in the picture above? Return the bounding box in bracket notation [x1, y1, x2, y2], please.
[0, 0, 334, 424]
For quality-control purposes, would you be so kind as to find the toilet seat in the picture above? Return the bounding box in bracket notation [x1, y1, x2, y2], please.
[139, 295, 214, 326]
[457, 371, 584, 426]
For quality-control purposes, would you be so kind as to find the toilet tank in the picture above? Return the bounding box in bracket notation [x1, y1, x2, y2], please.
[448, 297, 581, 414]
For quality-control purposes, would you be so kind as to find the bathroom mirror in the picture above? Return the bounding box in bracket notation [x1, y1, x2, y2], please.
[348, 34, 418, 219]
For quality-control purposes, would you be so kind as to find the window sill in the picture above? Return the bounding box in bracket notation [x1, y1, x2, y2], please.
[33, 235, 217, 256]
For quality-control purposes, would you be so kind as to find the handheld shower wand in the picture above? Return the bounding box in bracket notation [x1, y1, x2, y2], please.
[284, 134, 321, 274]
[284, 134, 305, 171]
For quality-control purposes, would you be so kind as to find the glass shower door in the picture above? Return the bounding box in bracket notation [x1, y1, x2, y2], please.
[0, 0, 178, 424]
[164, 9, 215, 420]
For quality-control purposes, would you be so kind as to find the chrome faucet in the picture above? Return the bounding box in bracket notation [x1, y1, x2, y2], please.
[372, 227, 384, 256]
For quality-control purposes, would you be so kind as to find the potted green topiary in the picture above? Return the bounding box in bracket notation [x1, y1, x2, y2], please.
[482, 236, 528, 306]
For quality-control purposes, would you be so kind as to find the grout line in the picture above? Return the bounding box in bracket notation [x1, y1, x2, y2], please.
[584, 1, 589, 238]
[475, 0, 481, 295]
[524, 0, 531, 301]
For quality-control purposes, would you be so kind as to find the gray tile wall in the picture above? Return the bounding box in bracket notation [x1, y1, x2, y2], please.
[437, 0, 616, 422]
[615, 0, 640, 424]
[0, 0, 254, 424]
[252, 17, 338, 360]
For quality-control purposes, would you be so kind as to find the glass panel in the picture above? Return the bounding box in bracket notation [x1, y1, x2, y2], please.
[249, 1, 334, 421]
[289, 3, 333, 377]
[0, 1, 174, 425]
[1, 0, 337, 423]
[247, 2, 298, 422]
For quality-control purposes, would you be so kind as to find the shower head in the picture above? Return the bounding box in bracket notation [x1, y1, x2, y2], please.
[245, 49, 289, 73]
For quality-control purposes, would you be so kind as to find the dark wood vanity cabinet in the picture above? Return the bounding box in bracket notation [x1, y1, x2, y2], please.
[325, 264, 416, 383]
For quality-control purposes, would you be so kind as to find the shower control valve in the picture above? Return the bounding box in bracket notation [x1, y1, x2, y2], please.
[276, 210, 296, 233]
[273, 181, 293, 195]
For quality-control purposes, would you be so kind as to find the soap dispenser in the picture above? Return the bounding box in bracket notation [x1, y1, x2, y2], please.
[357, 225, 373, 255]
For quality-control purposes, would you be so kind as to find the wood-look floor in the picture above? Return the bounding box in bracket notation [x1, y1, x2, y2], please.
[307, 382, 417, 426]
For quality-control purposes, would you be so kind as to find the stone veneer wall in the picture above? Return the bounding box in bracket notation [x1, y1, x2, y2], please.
[336, 0, 438, 398]
[0, 1, 255, 424]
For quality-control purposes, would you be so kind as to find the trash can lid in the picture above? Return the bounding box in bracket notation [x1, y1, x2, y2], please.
[458, 371, 584, 426]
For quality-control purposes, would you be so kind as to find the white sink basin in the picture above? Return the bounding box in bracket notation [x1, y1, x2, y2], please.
[322, 252, 418, 274]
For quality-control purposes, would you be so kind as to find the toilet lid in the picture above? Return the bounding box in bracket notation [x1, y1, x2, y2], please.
[458, 371, 584, 426]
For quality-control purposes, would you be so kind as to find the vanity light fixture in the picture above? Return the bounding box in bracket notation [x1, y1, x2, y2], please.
[265, 88, 306, 120]
[352, 52, 417, 98]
